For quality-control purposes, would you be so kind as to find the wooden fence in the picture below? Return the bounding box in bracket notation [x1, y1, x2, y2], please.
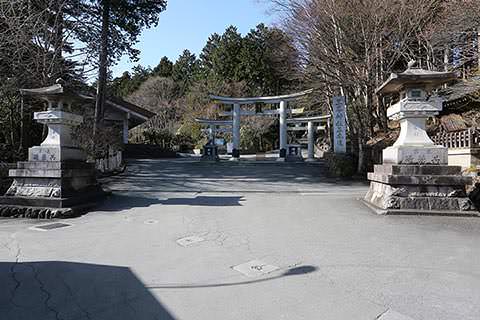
[433, 127, 480, 149]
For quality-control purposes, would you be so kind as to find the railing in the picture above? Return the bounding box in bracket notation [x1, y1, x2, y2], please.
[433, 127, 480, 149]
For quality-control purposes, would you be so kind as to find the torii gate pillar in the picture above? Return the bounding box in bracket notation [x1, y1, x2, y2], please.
[306, 121, 315, 161]
[232, 103, 241, 159]
[279, 100, 287, 158]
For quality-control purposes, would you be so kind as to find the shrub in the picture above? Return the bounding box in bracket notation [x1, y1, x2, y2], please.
[324, 152, 356, 177]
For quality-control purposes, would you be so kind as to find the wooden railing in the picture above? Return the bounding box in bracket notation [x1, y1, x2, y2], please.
[433, 127, 480, 149]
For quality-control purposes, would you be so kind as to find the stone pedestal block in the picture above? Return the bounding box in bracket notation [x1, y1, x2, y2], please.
[364, 164, 478, 216]
[28, 146, 86, 162]
[201, 145, 219, 161]
[285, 144, 303, 162]
[0, 160, 107, 218]
[383, 145, 448, 165]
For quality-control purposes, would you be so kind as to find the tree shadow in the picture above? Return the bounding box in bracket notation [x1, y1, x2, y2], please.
[97, 194, 164, 212]
[0, 261, 176, 320]
[102, 159, 368, 196]
[159, 196, 244, 206]
[97, 194, 245, 212]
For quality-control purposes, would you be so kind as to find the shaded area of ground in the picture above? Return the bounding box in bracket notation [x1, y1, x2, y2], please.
[0, 261, 176, 320]
[0, 159, 479, 320]
[103, 159, 368, 194]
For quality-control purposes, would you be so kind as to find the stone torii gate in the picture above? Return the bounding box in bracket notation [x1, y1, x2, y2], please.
[195, 118, 233, 143]
[209, 89, 313, 160]
[286, 115, 331, 161]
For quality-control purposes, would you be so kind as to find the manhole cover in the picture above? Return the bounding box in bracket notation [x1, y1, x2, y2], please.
[232, 260, 279, 277]
[176, 235, 205, 247]
[144, 220, 158, 225]
[30, 222, 72, 231]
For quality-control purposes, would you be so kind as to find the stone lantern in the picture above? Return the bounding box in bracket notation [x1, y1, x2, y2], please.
[0, 82, 107, 219]
[364, 63, 477, 215]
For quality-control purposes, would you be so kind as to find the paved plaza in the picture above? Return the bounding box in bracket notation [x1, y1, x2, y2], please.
[1, 159, 480, 320]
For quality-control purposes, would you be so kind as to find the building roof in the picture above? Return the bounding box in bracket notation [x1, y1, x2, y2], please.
[20, 82, 155, 124]
[439, 75, 480, 110]
[106, 96, 156, 121]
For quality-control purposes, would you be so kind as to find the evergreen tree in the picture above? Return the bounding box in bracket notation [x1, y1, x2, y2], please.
[172, 50, 200, 93]
[199, 26, 243, 83]
[72, 0, 167, 131]
[153, 56, 174, 78]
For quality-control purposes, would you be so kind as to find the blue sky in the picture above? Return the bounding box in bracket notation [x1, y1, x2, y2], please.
[111, 0, 276, 77]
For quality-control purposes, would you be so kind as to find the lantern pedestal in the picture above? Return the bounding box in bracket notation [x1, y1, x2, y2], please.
[0, 85, 107, 219]
[364, 164, 476, 215]
[364, 66, 477, 216]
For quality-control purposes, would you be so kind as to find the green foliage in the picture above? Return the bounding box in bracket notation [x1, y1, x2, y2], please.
[153, 56, 174, 78]
[73, 0, 168, 66]
[239, 24, 299, 95]
[108, 23, 301, 153]
[73, 123, 123, 160]
[200, 26, 243, 83]
[176, 121, 203, 143]
[324, 153, 356, 177]
[142, 128, 175, 150]
[199, 24, 299, 95]
[109, 65, 154, 97]
[174, 133, 195, 152]
[172, 49, 200, 93]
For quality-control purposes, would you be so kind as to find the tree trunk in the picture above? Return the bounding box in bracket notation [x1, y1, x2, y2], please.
[357, 132, 366, 175]
[18, 97, 24, 153]
[94, 0, 110, 135]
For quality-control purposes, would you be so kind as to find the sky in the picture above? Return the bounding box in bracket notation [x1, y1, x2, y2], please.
[110, 0, 277, 78]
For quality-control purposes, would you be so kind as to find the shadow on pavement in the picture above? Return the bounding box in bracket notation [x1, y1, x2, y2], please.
[0, 261, 176, 320]
[102, 159, 368, 194]
[97, 194, 164, 211]
[159, 196, 245, 206]
[147, 265, 318, 289]
[97, 194, 245, 212]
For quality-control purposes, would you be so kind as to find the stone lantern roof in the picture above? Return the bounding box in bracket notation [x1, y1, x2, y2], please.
[19, 83, 82, 106]
[376, 67, 457, 95]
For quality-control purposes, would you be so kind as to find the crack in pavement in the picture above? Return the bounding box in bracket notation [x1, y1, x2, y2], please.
[7, 233, 23, 309]
[29, 263, 64, 320]
[60, 277, 92, 320]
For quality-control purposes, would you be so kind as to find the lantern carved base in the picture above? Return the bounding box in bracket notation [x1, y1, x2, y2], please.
[0, 160, 108, 219]
[383, 145, 448, 165]
[364, 164, 478, 216]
